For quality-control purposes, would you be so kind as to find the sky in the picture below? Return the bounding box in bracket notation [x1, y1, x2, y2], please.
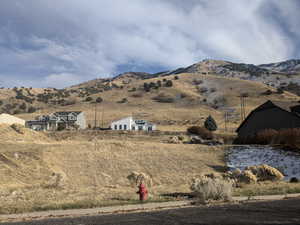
[0, 0, 299, 88]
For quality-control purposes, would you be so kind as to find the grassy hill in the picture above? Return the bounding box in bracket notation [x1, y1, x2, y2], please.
[0, 72, 299, 132]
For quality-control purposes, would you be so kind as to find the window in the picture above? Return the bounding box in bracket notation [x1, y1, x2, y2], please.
[138, 126, 143, 131]
[148, 126, 152, 131]
[124, 124, 127, 130]
[114, 125, 117, 130]
[119, 124, 122, 130]
[132, 126, 135, 130]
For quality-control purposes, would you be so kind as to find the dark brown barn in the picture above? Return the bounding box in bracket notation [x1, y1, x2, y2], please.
[236, 100, 300, 138]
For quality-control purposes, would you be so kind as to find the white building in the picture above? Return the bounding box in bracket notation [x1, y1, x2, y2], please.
[111, 117, 156, 131]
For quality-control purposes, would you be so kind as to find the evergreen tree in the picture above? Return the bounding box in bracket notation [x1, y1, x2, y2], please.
[204, 115, 217, 131]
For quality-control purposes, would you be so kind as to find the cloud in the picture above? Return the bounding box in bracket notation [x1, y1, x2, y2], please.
[0, 0, 299, 88]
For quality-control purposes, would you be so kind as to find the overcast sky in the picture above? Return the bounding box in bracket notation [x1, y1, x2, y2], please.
[0, 0, 299, 88]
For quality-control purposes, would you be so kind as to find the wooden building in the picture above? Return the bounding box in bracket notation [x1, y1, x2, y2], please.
[236, 100, 300, 138]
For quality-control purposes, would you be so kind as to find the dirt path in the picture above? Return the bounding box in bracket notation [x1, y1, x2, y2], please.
[2, 197, 300, 225]
[1, 193, 300, 224]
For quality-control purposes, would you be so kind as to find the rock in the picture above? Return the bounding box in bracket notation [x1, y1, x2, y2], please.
[246, 164, 284, 181]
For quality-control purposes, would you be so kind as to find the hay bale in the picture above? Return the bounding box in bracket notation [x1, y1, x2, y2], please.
[246, 164, 284, 181]
[127, 171, 153, 187]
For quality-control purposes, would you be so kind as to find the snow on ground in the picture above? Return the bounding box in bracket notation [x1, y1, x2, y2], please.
[226, 146, 300, 180]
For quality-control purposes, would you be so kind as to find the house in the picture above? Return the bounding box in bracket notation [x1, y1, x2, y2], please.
[26, 111, 86, 131]
[236, 100, 300, 138]
[111, 117, 156, 131]
[0, 113, 25, 126]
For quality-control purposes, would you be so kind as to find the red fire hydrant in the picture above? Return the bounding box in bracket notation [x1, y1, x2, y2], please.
[136, 183, 148, 201]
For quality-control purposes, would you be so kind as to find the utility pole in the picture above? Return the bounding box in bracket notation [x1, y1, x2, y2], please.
[240, 95, 247, 121]
[101, 104, 104, 128]
[224, 111, 228, 132]
[94, 102, 97, 129]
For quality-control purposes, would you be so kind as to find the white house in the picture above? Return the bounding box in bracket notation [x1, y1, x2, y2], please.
[26, 111, 86, 131]
[111, 117, 156, 131]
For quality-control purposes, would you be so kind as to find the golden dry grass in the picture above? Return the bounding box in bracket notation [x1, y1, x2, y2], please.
[0, 132, 225, 214]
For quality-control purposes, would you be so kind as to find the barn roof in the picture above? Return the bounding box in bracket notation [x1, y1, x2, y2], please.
[236, 100, 300, 132]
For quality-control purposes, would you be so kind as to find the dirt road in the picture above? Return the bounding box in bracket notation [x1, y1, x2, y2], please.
[2, 198, 300, 225]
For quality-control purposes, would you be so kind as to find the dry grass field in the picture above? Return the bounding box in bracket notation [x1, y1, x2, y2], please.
[0, 126, 226, 214]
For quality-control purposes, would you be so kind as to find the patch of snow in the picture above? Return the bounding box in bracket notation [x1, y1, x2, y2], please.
[226, 146, 300, 180]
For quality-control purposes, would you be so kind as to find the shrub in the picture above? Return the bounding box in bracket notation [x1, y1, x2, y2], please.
[198, 86, 208, 94]
[27, 106, 37, 113]
[187, 126, 213, 139]
[190, 177, 232, 203]
[131, 93, 143, 98]
[276, 88, 284, 94]
[261, 90, 272, 95]
[117, 98, 128, 103]
[193, 79, 203, 85]
[152, 93, 175, 103]
[165, 80, 173, 87]
[255, 129, 278, 145]
[174, 75, 179, 80]
[96, 97, 103, 103]
[128, 87, 136, 92]
[19, 102, 27, 110]
[156, 80, 162, 87]
[204, 115, 217, 131]
[275, 128, 300, 150]
[85, 97, 93, 102]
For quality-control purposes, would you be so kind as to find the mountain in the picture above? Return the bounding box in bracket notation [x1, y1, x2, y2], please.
[259, 59, 300, 73]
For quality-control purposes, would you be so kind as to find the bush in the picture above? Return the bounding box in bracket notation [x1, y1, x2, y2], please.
[131, 93, 143, 98]
[255, 129, 278, 145]
[261, 90, 272, 95]
[19, 102, 27, 110]
[117, 98, 128, 103]
[152, 93, 175, 103]
[198, 86, 208, 94]
[187, 126, 213, 139]
[85, 97, 93, 102]
[236, 128, 300, 151]
[165, 80, 173, 87]
[190, 177, 232, 203]
[27, 106, 37, 113]
[96, 97, 103, 103]
[193, 79, 203, 85]
[204, 115, 217, 131]
[174, 75, 179, 80]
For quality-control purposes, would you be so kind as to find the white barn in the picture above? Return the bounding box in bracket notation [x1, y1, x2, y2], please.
[111, 117, 156, 131]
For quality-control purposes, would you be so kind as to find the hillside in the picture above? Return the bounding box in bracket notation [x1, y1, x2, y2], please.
[0, 59, 299, 132]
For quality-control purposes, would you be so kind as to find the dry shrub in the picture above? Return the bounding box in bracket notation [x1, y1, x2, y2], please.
[187, 126, 213, 140]
[127, 171, 153, 187]
[152, 93, 175, 103]
[246, 164, 284, 181]
[275, 128, 300, 150]
[255, 129, 278, 145]
[236, 128, 300, 151]
[10, 123, 26, 134]
[190, 176, 233, 203]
